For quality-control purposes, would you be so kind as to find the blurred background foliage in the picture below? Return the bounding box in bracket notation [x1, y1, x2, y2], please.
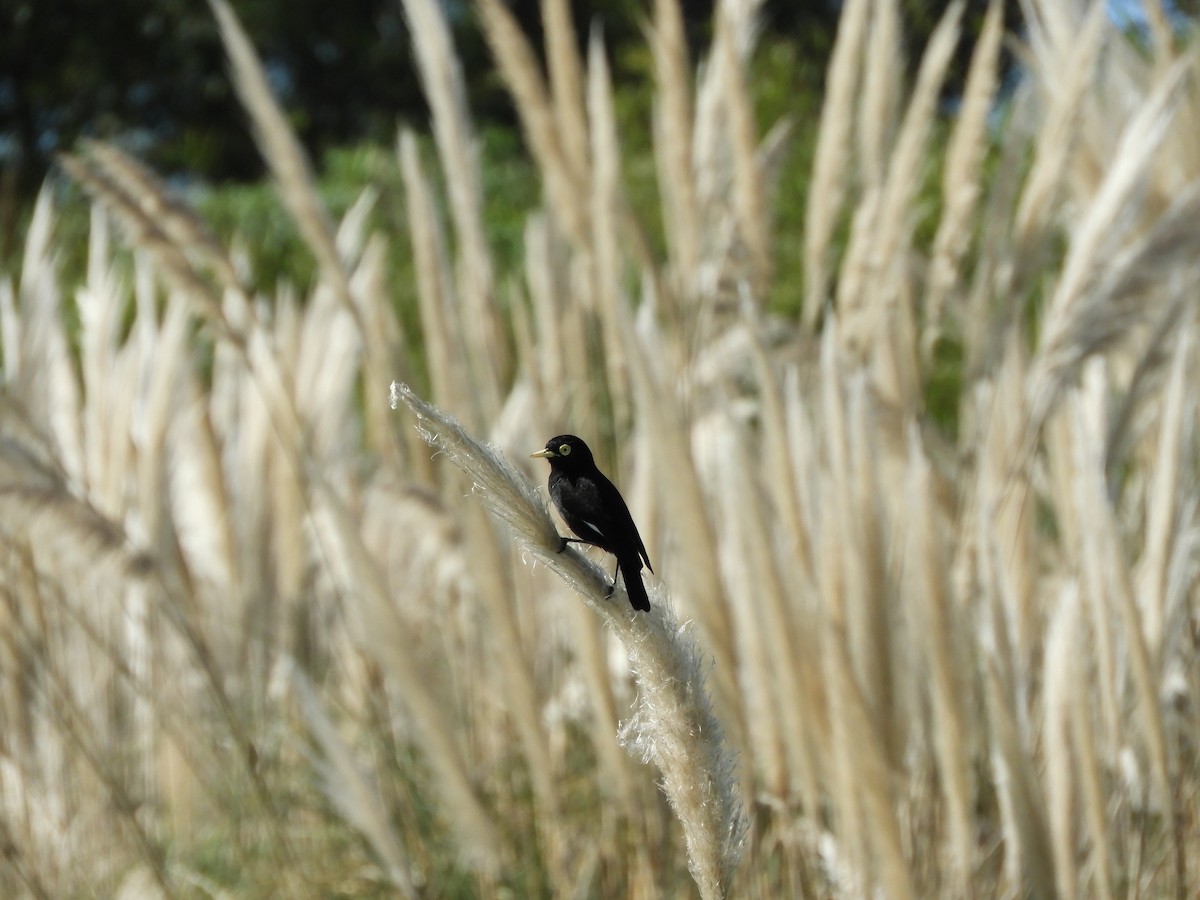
[4, 2, 1200, 895]
[0, 1, 1030, 268]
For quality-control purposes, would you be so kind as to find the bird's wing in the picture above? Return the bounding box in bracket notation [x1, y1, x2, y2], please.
[552, 477, 611, 546]
[553, 472, 652, 572]
[592, 474, 652, 573]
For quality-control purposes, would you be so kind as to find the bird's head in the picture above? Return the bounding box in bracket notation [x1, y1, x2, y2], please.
[530, 434, 595, 470]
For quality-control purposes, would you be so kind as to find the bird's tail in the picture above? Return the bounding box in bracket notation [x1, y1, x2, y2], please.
[619, 555, 651, 611]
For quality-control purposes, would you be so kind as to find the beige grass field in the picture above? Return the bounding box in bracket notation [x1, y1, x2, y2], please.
[2, 0, 1199, 896]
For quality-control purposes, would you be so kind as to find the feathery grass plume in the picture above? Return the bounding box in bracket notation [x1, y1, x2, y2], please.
[127, 265, 193, 546]
[724, 400, 823, 808]
[586, 31, 633, 431]
[0, 408, 141, 598]
[290, 667, 418, 899]
[348, 234, 409, 466]
[334, 186, 376, 266]
[521, 215, 565, 401]
[397, 131, 470, 419]
[615, 611, 748, 900]
[1011, 3, 1107, 260]
[1070, 636, 1114, 900]
[615, 297, 742, 729]
[803, 0, 869, 326]
[857, 0, 901, 189]
[543, 0, 589, 187]
[167, 379, 239, 599]
[818, 320, 900, 768]
[845, 1, 963, 406]
[651, 0, 700, 304]
[521, 214, 600, 442]
[477, 0, 585, 243]
[958, 85, 1035, 375]
[819, 603, 915, 898]
[400, 0, 503, 414]
[903, 422, 973, 891]
[745, 321, 816, 586]
[12, 191, 85, 485]
[971, 334, 1039, 692]
[1071, 370, 1173, 819]
[308, 474, 504, 874]
[984, 656, 1056, 898]
[10, 223, 300, 877]
[292, 286, 361, 462]
[80, 310, 136, 515]
[1099, 196, 1200, 472]
[1043, 581, 1081, 899]
[1055, 377, 1119, 762]
[689, 32, 743, 315]
[741, 327, 824, 809]
[1135, 324, 1191, 657]
[1053, 180, 1200, 429]
[566, 600, 641, 820]
[390, 382, 747, 899]
[208, 0, 355, 313]
[924, 0, 1003, 357]
[80, 141, 242, 293]
[32, 621, 175, 898]
[704, 414, 786, 794]
[58, 149, 229, 337]
[1027, 56, 1190, 428]
[714, 6, 770, 289]
[456, 499, 573, 895]
[781, 365, 835, 814]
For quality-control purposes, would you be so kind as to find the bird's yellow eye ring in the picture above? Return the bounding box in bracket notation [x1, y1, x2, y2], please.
[558, 443, 572, 456]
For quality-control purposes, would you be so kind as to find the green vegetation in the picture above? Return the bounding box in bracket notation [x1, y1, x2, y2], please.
[3, 1, 1200, 898]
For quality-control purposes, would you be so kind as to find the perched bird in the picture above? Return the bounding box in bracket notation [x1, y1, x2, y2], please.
[530, 434, 653, 611]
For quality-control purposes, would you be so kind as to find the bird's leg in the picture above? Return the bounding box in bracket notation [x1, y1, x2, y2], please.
[556, 536, 585, 553]
[604, 560, 620, 598]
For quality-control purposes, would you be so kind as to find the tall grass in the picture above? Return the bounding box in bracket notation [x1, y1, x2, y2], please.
[2, 0, 1200, 896]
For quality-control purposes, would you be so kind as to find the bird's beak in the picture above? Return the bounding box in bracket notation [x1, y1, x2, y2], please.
[529, 448, 555, 459]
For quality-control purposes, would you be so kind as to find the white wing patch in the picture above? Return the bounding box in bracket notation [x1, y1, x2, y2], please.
[579, 517, 606, 540]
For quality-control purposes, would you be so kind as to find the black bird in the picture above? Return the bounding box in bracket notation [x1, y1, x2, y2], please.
[531, 435, 653, 611]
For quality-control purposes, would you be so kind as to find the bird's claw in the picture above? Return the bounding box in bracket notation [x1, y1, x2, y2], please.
[604, 581, 616, 599]
[556, 536, 569, 554]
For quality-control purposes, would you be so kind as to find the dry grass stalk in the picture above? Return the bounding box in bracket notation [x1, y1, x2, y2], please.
[477, 0, 585, 242]
[1043, 581, 1081, 899]
[291, 668, 418, 898]
[57, 152, 228, 329]
[804, 0, 870, 325]
[399, 0, 503, 413]
[651, 0, 700, 302]
[9, 0, 1200, 894]
[904, 423, 973, 890]
[309, 477, 505, 874]
[208, 0, 353, 310]
[714, 7, 770, 289]
[1136, 324, 1191, 657]
[985, 655, 1056, 897]
[391, 382, 748, 899]
[925, 0, 1002, 356]
[397, 130, 461, 418]
[586, 33, 632, 430]
[1028, 56, 1190, 426]
[857, 0, 902, 190]
[617, 302, 742, 729]
[542, 0, 589, 187]
[842, 1, 962, 405]
[1012, 3, 1107, 257]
